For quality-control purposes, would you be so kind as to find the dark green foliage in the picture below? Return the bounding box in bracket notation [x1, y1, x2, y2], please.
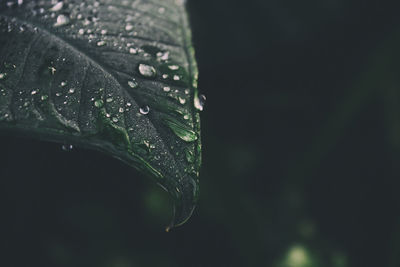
[0, 0, 201, 227]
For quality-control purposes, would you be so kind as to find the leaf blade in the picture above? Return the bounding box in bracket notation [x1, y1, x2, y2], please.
[0, 0, 201, 227]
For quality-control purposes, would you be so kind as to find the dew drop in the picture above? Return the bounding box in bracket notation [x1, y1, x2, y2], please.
[101, 29, 107, 35]
[106, 97, 113, 103]
[31, 89, 38, 95]
[163, 86, 171, 92]
[41, 95, 48, 101]
[138, 64, 156, 78]
[97, 40, 106, 46]
[62, 144, 73, 151]
[0, 73, 6, 80]
[54, 14, 70, 27]
[112, 117, 119, 123]
[128, 80, 138, 88]
[78, 28, 84, 35]
[119, 107, 124, 113]
[125, 24, 133, 31]
[94, 99, 103, 108]
[129, 47, 138, 54]
[179, 97, 186, 105]
[68, 88, 75, 94]
[194, 93, 206, 111]
[168, 65, 179, 70]
[139, 105, 150, 115]
[173, 75, 180, 81]
[60, 81, 67, 87]
[50, 2, 63, 12]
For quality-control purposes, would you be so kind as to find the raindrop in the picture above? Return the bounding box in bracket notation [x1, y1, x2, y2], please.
[54, 14, 70, 27]
[179, 97, 186, 105]
[50, 2, 63, 12]
[94, 99, 103, 108]
[138, 64, 156, 78]
[163, 86, 171, 92]
[60, 81, 67, 87]
[68, 88, 75, 94]
[194, 93, 206, 111]
[97, 40, 106, 46]
[173, 75, 180, 81]
[139, 105, 150, 115]
[0, 73, 6, 80]
[128, 79, 138, 88]
[31, 89, 38, 95]
[119, 107, 124, 113]
[168, 65, 179, 70]
[129, 47, 138, 54]
[125, 24, 133, 31]
[162, 74, 168, 79]
[62, 144, 73, 151]
[48, 66, 56, 75]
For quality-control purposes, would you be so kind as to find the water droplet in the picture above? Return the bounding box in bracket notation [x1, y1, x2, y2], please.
[0, 73, 6, 80]
[184, 114, 189, 120]
[17, 0, 23, 5]
[162, 74, 168, 79]
[125, 24, 133, 31]
[173, 75, 180, 81]
[119, 107, 124, 113]
[54, 14, 70, 27]
[94, 99, 103, 108]
[168, 65, 179, 70]
[48, 66, 56, 75]
[31, 89, 38, 95]
[129, 47, 138, 54]
[68, 88, 75, 94]
[97, 40, 106, 46]
[101, 29, 107, 35]
[139, 105, 150, 115]
[163, 86, 171, 92]
[138, 64, 156, 78]
[179, 97, 186, 105]
[128, 80, 138, 88]
[60, 81, 67, 87]
[78, 28, 84, 35]
[126, 102, 132, 107]
[62, 144, 73, 151]
[50, 2, 63, 12]
[194, 93, 206, 111]
[41, 95, 48, 101]
[112, 117, 119, 123]
[106, 97, 113, 103]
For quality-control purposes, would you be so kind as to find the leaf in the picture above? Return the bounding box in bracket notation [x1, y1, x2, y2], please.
[0, 0, 202, 228]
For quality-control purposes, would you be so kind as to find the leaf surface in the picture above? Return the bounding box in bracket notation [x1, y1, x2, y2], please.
[0, 0, 201, 228]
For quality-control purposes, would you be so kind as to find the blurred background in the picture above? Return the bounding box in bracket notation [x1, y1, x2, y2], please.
[1, 0, 400, 266]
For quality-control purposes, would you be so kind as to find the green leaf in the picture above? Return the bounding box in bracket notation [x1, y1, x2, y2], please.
[0, 0, 202, 228]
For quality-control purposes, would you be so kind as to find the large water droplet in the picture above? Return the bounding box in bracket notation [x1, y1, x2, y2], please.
[50, 2, 63, 12]
[194, 93, 206, 111]
[139, 105, 150, 115]
[163, 86, 171, 92]
[54, 14, 70, 27]
[138, 64, 156, 78]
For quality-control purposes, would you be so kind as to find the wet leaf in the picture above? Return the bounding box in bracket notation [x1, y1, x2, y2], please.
[0, 0, 201, 228]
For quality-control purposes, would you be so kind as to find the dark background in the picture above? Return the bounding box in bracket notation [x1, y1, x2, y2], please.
[1, 0, 400, 266]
